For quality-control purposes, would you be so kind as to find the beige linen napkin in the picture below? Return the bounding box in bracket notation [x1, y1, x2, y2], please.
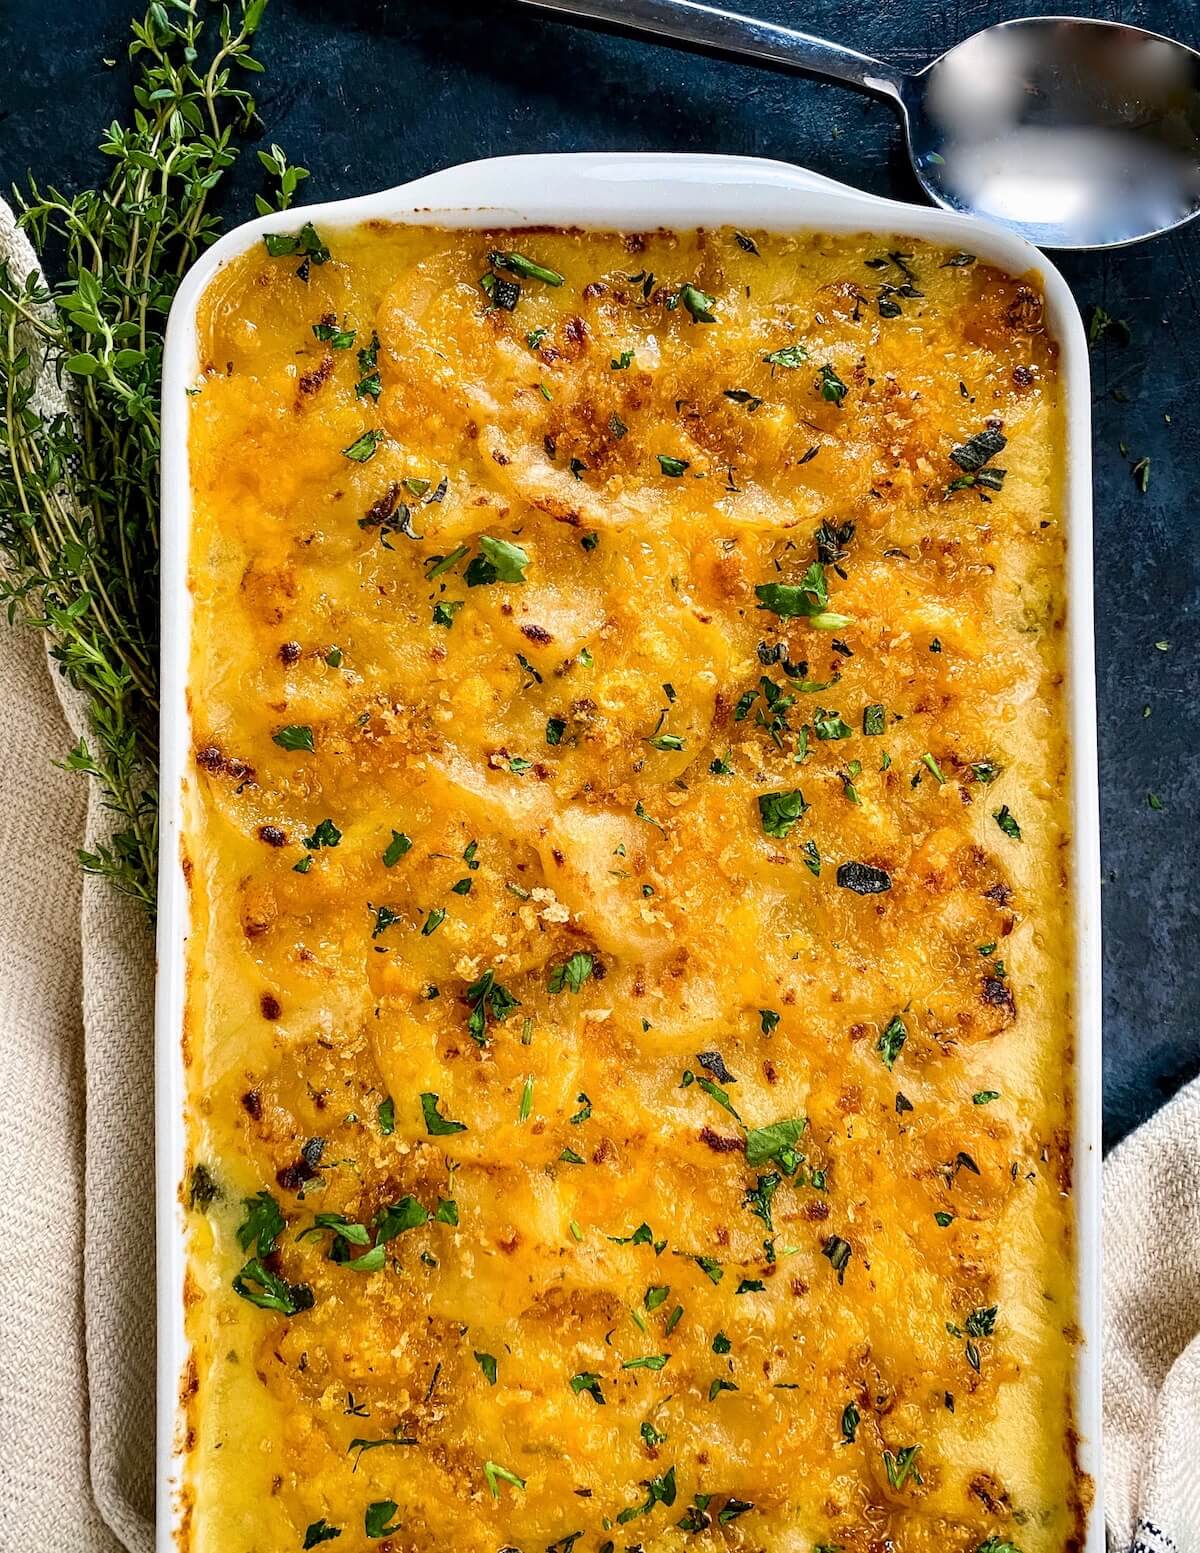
[0, 198, 153, 1553]
[1104, 1077, 1200, 1551]
[0, 192, 1196, 1553]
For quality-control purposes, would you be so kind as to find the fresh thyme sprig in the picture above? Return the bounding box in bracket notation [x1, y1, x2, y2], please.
[0, 0, 298, 911]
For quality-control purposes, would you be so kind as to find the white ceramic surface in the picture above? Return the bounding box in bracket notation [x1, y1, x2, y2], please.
[157, 152, 1103, 1551]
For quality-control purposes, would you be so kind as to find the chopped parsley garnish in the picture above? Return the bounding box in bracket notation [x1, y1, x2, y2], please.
[377, 1096, 395, 1135]
[341, 429, 383, 463]
[920, 752, 946, 784]
[621, 1352, 671, 1371]
[474, 1351, 498, 1384]
[273, 724, 314, 752]
[369, 903, 400, 938]
[611, 349, 635, 370]
[744, 1171, 780, 1231]
[465, 968, 520, 1042]
[877, 1015, 907, 1070]
[813, 708, 853, 741]
[303, 817, 341, 850]
[758, 789, 809, 839]
[762, 344, 807, 369]
[303, 1520, 342, 1548]
[755, 562, 851, 630]
[570, 1371, 606, 1403]
[232, 1257, 313, 1316]
[818, 363, 848, 405]
[355, 331, 381, 398]
[263, 221, 329, 272]
[237, 1190, 284, 1257]
[610, 1221, 656, 1247]
[312, 318, 355, 350]
[374, 1196, 430, 1241]
[432, 599, 463, 628]
[695, 1256, 724, 1285]
[545, 715, 567, 745]
[420, 907, 446, 936]
[692, 1073, 740, 1120]
[841, 1400, 860, 1442]
[681, 283, 717, 322]
[744, 1116, 806, 1168]
[863, 703, 885, 735]
[724, 388, 763, 412]
[419, 1092, 467, 1136]
[617, 1465, 677, 1524]
[734, 231, 760, 254]
[381, 831, 411, 866]
[657, 454, 690, 478]
[973, 1090, 1001, 1106]
[993, 804, 1022, 841]
[548, 951, 595, 994]
[758, 1009, 780, 1036]
[364, 1502, 401, 1539]
[465, 535, 529, 586]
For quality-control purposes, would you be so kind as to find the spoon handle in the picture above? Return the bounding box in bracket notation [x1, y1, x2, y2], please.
[512, 0, 905, 99]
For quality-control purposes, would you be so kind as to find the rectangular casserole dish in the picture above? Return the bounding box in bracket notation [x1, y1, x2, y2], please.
[157, 151, 1102, 1551]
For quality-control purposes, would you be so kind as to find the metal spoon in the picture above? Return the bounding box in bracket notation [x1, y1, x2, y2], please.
[514, 0, 1200, 249]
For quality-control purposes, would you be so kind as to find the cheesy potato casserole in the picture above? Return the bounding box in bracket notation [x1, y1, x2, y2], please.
[181, 222, 1087, 1553]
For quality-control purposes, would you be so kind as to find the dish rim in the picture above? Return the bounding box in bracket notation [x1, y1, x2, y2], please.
[156, 149, 1103, 1552]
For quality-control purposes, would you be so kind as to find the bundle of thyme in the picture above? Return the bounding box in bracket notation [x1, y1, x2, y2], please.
[0, 0, 301, 912]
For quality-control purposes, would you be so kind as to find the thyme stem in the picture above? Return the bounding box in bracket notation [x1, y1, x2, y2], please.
[0, 0, 293, 910]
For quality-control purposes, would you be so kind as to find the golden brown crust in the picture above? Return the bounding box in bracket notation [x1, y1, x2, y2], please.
[181, 225, 1082, 1552]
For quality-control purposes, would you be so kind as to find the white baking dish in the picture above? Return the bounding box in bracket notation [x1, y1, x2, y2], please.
[156, 151, 1103, 1550]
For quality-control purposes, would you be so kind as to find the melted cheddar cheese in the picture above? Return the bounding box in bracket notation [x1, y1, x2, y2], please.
[181, 224, 1086, 1553]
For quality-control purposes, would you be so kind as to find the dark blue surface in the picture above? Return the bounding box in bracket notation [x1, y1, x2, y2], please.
[2, 0, 1196, 1150]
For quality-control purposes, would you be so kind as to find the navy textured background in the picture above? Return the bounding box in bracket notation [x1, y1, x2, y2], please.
[1, 0, 1195, 1150]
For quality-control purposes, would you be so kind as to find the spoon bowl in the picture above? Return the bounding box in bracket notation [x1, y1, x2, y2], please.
[907, 17, 1200, 248]
[515, 0, 1200, 249]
